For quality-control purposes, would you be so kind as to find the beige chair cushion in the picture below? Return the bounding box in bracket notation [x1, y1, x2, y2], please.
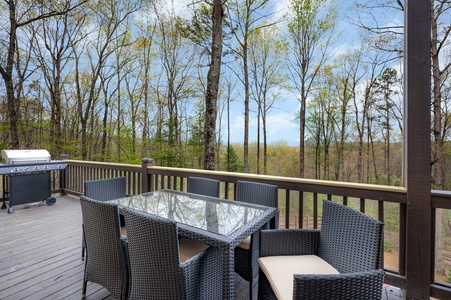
[258, 255, 340, 300]
[237, 235, 251, 250]
[179, 238, 209, 263]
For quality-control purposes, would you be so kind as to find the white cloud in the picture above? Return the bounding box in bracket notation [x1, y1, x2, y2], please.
[271, 0, 290, 24]
[172, 0, 194, 18]
[267, 112, 297, 134]
[223, 110, 298, 144]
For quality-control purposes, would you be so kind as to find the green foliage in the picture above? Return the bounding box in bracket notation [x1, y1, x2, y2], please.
[446, 269, 451, 283]
[287, 0, 336, 38]
[183, 3, 213, 47]
[384, 240, 393, 252]
[225, 145, 244, 172]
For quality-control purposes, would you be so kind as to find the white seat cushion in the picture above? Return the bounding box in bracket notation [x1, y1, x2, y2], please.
[121, 226, 127, 236]
[258, 255, 340, 300]
[179, 238, 209, 263]
[237, 235, 251, 249]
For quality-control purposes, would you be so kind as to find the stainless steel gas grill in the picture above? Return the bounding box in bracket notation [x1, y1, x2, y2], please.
[0, 150, 67, 213]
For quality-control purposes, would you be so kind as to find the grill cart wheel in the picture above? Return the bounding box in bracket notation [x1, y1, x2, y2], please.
[46, 197, 57, 206]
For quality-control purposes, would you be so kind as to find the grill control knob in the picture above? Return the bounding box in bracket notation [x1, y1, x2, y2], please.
[34, 166, 39, 170]
[24, 167, 29, 171]
[44, 165, 48, 170]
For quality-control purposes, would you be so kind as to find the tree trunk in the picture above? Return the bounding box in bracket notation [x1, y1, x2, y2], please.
[227, 90, 231, 172]
[431, 2, 444, 274]
[256, 103, 261, 174]
[263, 114, 268, 175]
[203, 0, 223, 171]
[299, 92, 306, 177]
[1, 2, 20, 149]
[243, 41, 250, 173]
[386, 99, 391, 185]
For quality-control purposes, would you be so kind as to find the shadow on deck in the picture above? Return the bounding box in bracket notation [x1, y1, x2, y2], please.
[0, 195, 253, 299]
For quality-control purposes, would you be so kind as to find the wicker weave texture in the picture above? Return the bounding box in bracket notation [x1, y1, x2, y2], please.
[82, 177, 127, 260]
[84, 177, 127, 201]
[235, 181, 278, 208]
[319, 200, 384, 273]
[293, 269, 385, 300]
[259, 229, 320, 257]
[174, 202, 277, 299]
[123, 207, 223, 300]
[188, 177, 220, 198]
[80, 196, 128, 300]
[115, 189, 278, 299]
[258, 200, 385, 300]
[234, 180, 278, 299]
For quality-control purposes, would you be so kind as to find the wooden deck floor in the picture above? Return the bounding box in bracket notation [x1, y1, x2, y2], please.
[0, 195, 253, 300]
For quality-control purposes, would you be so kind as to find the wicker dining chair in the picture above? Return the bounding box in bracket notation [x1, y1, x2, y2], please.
[122, 207, 223, 300]
[79, 196, 128, 300]
[234, 180, 278, 300]
[187, 177, 220, 198]
[81, 177, 127, 260]
[258, 200, 385, 300]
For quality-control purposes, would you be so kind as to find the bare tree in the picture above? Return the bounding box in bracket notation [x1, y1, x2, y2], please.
[355, 0, 451, 274]
[134, 15, 158, 159]
[71, 0, 140, 160]
[31, 11, 86, 157]
[332, 52, 359, 181]
[204, 0, 225, 170]
[151, 4, 198, 166]
[248, 23, 287, 174]
[373, 67, 400, 185]
[226, 0, 278, 172]
[352, 44, 387, 183]
[0, 0, 86, 148]
[285, 0, 336, 177]
[306, 65, 338, 180]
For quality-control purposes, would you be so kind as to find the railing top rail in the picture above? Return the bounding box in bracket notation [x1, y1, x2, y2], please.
[64, 161, 406, 203]
[147, 166, 407, 202]
[431, 189, 451, 209]
[66, 160, 141, 171]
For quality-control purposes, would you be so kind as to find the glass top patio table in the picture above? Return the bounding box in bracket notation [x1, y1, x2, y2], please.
[113, 189, 269, 236]
[111, 189, 278, 300]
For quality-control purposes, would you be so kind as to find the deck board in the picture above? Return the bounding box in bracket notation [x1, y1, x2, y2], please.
[0, 195, 253, 299]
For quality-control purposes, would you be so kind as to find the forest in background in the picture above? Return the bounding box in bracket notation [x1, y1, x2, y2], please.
[0, 0, 418, 185]
[2, 0, 451, 277]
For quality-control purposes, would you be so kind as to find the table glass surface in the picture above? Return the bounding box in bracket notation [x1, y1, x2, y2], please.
[114, 190, 266, 236]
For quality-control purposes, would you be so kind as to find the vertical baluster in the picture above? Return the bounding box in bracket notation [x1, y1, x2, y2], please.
[285, 189, 290, 229]
[313, 193, 318, 229]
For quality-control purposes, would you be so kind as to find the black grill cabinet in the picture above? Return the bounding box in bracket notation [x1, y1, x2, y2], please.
[0, 150, 67, 213]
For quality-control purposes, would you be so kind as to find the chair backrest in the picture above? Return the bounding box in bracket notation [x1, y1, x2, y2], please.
[79, 195, 127, 300]
[188, 177, 220, 198]
[319, 200, 384, 274]
[84, 177, 126, 201]
[122, 207, 186, 300]
[235, 180, 278, 208]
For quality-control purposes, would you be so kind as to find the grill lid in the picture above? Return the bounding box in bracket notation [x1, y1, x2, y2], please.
[1, 149, 51, 164]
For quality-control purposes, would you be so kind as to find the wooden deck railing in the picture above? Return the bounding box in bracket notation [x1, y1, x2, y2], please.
[57, 158, 451, 299]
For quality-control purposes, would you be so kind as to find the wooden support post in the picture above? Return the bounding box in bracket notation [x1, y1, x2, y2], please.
[141, 158, 154, 193]
[60, 154, 69, 193]
[404, 0, 431, 298]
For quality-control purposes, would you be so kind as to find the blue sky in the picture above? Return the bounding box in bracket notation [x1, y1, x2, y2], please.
[168, 0, 302, 145]
[169, 0, 403, 146]
[225, 98, 300, 146]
